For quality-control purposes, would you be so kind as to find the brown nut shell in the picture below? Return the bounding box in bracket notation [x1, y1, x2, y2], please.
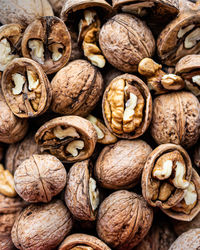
[102, 74, 152, 139]
[14, 154, 67, 203]
[2, 58, 52, 118]
[161, 169, 200, 221]
[0, 194, 27, 214]
[97, 190, 153, 249]
[151, 91, 200, 148]
[142, 144, 192, 209]
[48, 0, 65, 14]
[0, 234, 15, 250]
[11, 200, 73, 250]
[21, 16, 71, 75]
[59, 233, 111, 250]
[95, 140, 152, 189]
[35, 115, 97, 163]
[99, 13, 155, 72]
[51, 59, 104, 117]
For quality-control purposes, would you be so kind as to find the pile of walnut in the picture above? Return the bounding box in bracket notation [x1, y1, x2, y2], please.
[0, 0, 200, 249]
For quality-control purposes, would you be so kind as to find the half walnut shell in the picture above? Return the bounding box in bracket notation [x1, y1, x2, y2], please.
[142, 144, 193, 209]
[21, 16, 71, 75]
[2, 58, 52, 118]
[35, 116, 97, 163]
[102, 74, 152, 139]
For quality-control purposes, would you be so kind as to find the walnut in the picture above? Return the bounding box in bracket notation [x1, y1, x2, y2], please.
[59, 233, 111, 250]
[48, 0, 65, 14]
[102, 74, 152, 139]
[94, 140, 152, 189]
[0, 23, 24, 71]
[0, 164, 16, 198]
[21, 16, 71, 74]
[96, 190, 153, 249]
[142, 144, 192, 209]
[0, 93, 28, 144]
[35, 115, 97, 163]
[5, 132, 40, 175]
[151, 91, 200, 148]
[0, 0, 53, 27]
[51, 60, 104, 117]
[11, 200, 73, 250]
[0, 193, 27, 214]
[194, 142, 200, 168]
[1, 58, 52, 118]
[99, 13, 155, 72]
[14, 154, 67, 203]
[175, 55, 200, 99]
[0, 234, 15, 250]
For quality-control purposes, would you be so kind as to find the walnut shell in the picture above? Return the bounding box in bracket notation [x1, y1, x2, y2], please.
[51, 59, 104, 117]
[59, 233, 111, 250]
[142, 144, 192, 209]
[194, 142, 200, 168]
[0, 234, 15, 250]
[35, 115, 97, 163]
[0, 193, 27, 214]
[0, 213, 18, 235]
[96, 190, 153, 249]
[14, 154, 67, 203]
[99, 13, 155, 72]
[151, 91, 200, 148]
[48, 0, 65, 14]
[65, 160, 99, 221]
[2, 58, 52, 118]
[0, 0, 54, 27]
[94, 140, 152, 189]
[11, 200, 73, 250]
[169, 228, 200, 249]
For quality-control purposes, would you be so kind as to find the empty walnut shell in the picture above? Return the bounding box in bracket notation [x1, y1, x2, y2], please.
[102, 74, 152, 139]
[0, 94, 28, 144]
[0, 193, 27, 214]
[99, 13, 155, 72]
[21, 16, 71, 75]
[95, 140, 152, 189]
[35, 115, 97, 163]
[175, 55, 200, 98]
[51, 60, 104, 117]
[142, 144, 192, 209]
[65, 160, 99, 221]
[151, 91, 200, 148]
[59, 233, 111, 250]
[11, 200, 73, 250]
[97, 190, 153, 249]
[2, 58, 52, 118]
[14, 154, 67, 203]
[169, 228, 200, 250]
[0, 23, 24, 71]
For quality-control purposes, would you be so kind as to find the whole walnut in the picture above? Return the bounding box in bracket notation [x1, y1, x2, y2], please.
[151, 91, 200, 148]
[11, 200, 73, 250]
[99, 13, 155, 72]
[96, 190, 153, 249]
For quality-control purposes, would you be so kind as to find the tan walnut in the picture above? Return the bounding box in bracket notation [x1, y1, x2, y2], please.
[14, 154, 67, 203]
[11, 200, 73, 250]
[102, 74, 152, 139]
[1, 58, 52, 118]
[21, 16, 71, 75]
[99, 13, 155, 72]
[35, 115, 97, 163]
[96, 190, 153, 249]
[142, 144, 192, 209]
[150, 91, 200, 148]
[94, 140, 152, 189]
[51, 60, 104, 117]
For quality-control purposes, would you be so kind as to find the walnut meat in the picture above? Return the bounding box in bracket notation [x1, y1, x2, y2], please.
[14, 154, 67, 203]
[65, 160, 99, 221]
[102, 74, 152, 138]
[150, 91, 200, 148]
[97, 190, 153, 249]
[11, 200, 73, 250]
[99, 13, 155, 72]
[2, 58, 52, 118]
[59, 233, 111, 250]
[21, 16, 71, 75]
[35, 116, 97, 163]
[51, 60, 104, 117]
[94, 140, 152, 189]
[142, 144, 192, 209]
